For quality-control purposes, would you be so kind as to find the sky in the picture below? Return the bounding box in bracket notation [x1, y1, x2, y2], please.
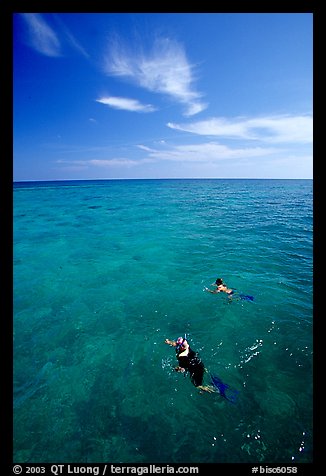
[13, 13, 313, 181]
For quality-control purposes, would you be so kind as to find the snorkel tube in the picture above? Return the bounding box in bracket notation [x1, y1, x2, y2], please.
[176, 334, 187, 348]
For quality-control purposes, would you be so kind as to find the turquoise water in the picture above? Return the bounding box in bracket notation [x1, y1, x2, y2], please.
[13, 179, 313, 463]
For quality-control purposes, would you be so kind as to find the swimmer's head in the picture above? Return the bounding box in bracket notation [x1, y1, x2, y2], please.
[176, 336, 188, 350]
[215, 278, 223, 285]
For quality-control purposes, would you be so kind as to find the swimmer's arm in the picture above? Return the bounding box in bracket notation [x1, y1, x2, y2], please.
[205, 283, 221, 292]
[165, 338, 177, 347]
[174, 366, 185, 373]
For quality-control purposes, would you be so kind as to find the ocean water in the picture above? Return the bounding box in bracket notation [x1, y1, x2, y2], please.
[13, 179, 313, 464]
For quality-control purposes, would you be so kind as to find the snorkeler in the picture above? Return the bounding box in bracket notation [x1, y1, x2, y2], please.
[164, 337, 214, 393]
[205, 277, 234, 295]
[164, 336, 239, 402]
[204, 277, 254, 301]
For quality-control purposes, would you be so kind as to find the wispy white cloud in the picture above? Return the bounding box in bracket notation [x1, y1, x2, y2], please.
[52, 14, 90, 59]
[20, 13, 62, 57]
[137, 144, 153, 152]
[19, 13, 89, 58]
[96, 96, 156, 113]
[89, 158, 154, 167]
[167, 114, 313, 143]
[137, 142, 279, 162]
[104, 37, 207, 116]
[57, 158, 154, 167]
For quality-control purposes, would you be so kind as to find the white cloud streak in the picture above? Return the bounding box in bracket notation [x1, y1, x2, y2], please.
[52, 14, 90, 59]
[20, 13, 62, 57]
[96, 96, 156, 113]
[20, 13, 89, 59]
[57, 158, 154, 167]
[137, 142, 279, 162]
[104, 37, 207, 116]
[167, 114, 313, 143]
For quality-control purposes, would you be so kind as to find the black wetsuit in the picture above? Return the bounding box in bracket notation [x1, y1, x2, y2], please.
[177, 347, 205, 387]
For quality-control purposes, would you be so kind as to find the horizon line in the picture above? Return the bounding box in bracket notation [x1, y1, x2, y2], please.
[13, 177, 313, 183]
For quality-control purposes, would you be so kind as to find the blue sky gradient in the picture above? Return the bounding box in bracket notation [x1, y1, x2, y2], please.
[13, 13, 313, 180]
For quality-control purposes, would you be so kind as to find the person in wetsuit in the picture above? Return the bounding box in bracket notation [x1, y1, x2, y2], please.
[164, 337, 214, 393]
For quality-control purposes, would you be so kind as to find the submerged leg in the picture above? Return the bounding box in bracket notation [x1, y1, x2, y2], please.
[197, 385, 215, 393]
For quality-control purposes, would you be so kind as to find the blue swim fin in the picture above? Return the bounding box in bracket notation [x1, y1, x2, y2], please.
[239, 294, 254, 302]
[210, 374, 239, 403]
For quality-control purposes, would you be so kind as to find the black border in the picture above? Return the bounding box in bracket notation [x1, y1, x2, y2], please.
[3, 1, 320, 473]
